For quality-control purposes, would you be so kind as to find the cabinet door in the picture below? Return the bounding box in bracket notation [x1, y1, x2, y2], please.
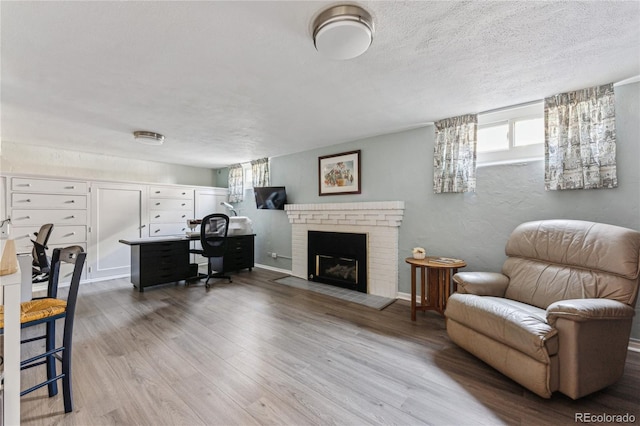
[89, 183, 147, 279]
[195, 188, 228, 218]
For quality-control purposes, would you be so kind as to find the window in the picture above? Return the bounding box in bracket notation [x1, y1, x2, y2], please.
[242, 162, 253, 189]
[477, 102, 544, 166]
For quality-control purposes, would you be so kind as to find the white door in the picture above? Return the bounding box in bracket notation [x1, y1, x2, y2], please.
[89, 183, 147, 279]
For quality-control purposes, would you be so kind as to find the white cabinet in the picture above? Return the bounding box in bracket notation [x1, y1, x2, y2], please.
[89, 182, 146, 280]
[148, 185, 194, 237]
[8, 176, 89, 283]
[3, 173, 226, 283]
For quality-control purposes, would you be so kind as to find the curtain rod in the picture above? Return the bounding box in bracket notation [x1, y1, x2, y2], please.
[478, 99, 543, 116]
[479, 75, 638, 116]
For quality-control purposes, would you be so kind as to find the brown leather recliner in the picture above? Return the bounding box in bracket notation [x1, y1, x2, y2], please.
[445, 219, 640, 399]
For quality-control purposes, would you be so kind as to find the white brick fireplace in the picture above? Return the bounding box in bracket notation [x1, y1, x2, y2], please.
[285, 201, 405, 298]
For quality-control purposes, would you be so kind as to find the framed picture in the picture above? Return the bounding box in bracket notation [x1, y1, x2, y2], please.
[318, 150, 361, 195]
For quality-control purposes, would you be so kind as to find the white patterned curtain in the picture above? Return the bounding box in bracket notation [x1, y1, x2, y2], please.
[251, 158, 270, 188]
[433, 114, 477, 193]
[227, 164, 244, 203]
[545, 83, 617, 190]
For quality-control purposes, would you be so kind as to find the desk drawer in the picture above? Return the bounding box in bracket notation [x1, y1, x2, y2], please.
[12, 193, 87, 209]
[11, 209, 87, 226]
[140, 241, 189, 258]
[12, 178, 87, 194]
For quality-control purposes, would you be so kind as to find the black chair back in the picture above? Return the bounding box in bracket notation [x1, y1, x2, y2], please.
[32, 223, 54, 272]
[48, 245, 85, 299]
[200, 213, 230, 258]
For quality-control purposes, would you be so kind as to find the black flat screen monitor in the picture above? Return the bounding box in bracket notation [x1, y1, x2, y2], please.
[254, 186, 287, 210]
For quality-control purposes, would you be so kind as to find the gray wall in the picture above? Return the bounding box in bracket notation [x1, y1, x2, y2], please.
[229, 82, 640, 340]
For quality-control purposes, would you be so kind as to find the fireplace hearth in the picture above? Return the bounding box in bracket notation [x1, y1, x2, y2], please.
[308, 231, 367, 293]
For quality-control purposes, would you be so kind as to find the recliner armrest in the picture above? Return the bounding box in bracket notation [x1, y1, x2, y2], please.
[547, 299, 635, 326]
[452, 272, 509, 297]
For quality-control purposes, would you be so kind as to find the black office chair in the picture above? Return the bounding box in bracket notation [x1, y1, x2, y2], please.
[189, 213, 232, 289]
[31, 223, 54, 283]
[0, 245, 86, 413]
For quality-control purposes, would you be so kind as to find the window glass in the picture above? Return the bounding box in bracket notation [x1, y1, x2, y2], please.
[514, 117, 544, 147]
[476, 102, 544, 166]
[477, 123, 509, 152]
[242, 163, 253, 190]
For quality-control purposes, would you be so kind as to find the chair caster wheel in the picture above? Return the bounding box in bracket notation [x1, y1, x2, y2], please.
[205, 283, 210, 289]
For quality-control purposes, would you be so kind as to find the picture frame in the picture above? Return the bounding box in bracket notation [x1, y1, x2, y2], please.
[318, 150, 361, 196]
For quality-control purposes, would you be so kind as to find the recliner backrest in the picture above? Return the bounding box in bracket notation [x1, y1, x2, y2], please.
[502, 220, 640, 309]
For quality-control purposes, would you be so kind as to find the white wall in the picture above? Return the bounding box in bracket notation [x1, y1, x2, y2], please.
[0, 142, 218, 186]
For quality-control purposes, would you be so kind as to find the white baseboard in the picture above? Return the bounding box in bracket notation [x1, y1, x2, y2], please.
[254, 263, 292, 275]
[396, 291, 411, 301]
[628, 339, 640, 353]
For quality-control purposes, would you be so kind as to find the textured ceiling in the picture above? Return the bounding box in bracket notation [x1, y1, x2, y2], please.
[2, 1, 639, 169]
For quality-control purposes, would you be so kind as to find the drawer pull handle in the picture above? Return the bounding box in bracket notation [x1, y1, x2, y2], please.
[182, 215, 186, 218]
[155, 215, 161, 218]
[155, 229, 160, 233]
[156, 202, 161, 206]
[155, 191, 161, 194]
[24, 199, 31, 203]
[67, 215, 75, 219]
[65, 186, 76, 189]
[65, 200, 75, 203]
[181, 203, 186, 206]
[65, 232, 76, 237]
[18, 183, 32, 187]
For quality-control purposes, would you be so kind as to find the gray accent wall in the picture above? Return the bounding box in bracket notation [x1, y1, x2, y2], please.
[230, 82, 640, 340]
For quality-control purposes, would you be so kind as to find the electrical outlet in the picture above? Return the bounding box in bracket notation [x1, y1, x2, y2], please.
[271, 252, 277, 259]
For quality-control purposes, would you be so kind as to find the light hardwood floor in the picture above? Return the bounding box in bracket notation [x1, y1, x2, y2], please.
[13, 268, 640, 425]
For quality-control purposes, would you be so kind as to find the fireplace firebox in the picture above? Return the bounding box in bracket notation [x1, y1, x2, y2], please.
[308, 231, 367, 293]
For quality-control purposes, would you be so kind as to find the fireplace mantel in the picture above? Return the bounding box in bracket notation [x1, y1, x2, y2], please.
[285, 201, 405, 298]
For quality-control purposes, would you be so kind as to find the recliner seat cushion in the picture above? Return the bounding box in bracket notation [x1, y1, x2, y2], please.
[446, 293, 558, 363]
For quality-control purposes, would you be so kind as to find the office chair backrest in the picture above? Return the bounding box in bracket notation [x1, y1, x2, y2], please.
[200, 213, 230, 258]
[32, 223, 54, 271]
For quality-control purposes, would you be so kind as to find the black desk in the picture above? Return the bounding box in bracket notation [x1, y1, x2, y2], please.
[119, 234, 255, 292]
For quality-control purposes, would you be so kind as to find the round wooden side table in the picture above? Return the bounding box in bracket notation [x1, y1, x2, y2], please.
[405, 256, 466, 321]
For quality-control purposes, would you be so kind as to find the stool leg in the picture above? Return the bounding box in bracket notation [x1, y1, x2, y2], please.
[62, 329, 74, 412]
[45, 320, 58, 397]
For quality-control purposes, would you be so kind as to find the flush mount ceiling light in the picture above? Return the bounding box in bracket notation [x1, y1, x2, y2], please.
[312, 4, 374, 60]
[133, 131, 164, 146]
